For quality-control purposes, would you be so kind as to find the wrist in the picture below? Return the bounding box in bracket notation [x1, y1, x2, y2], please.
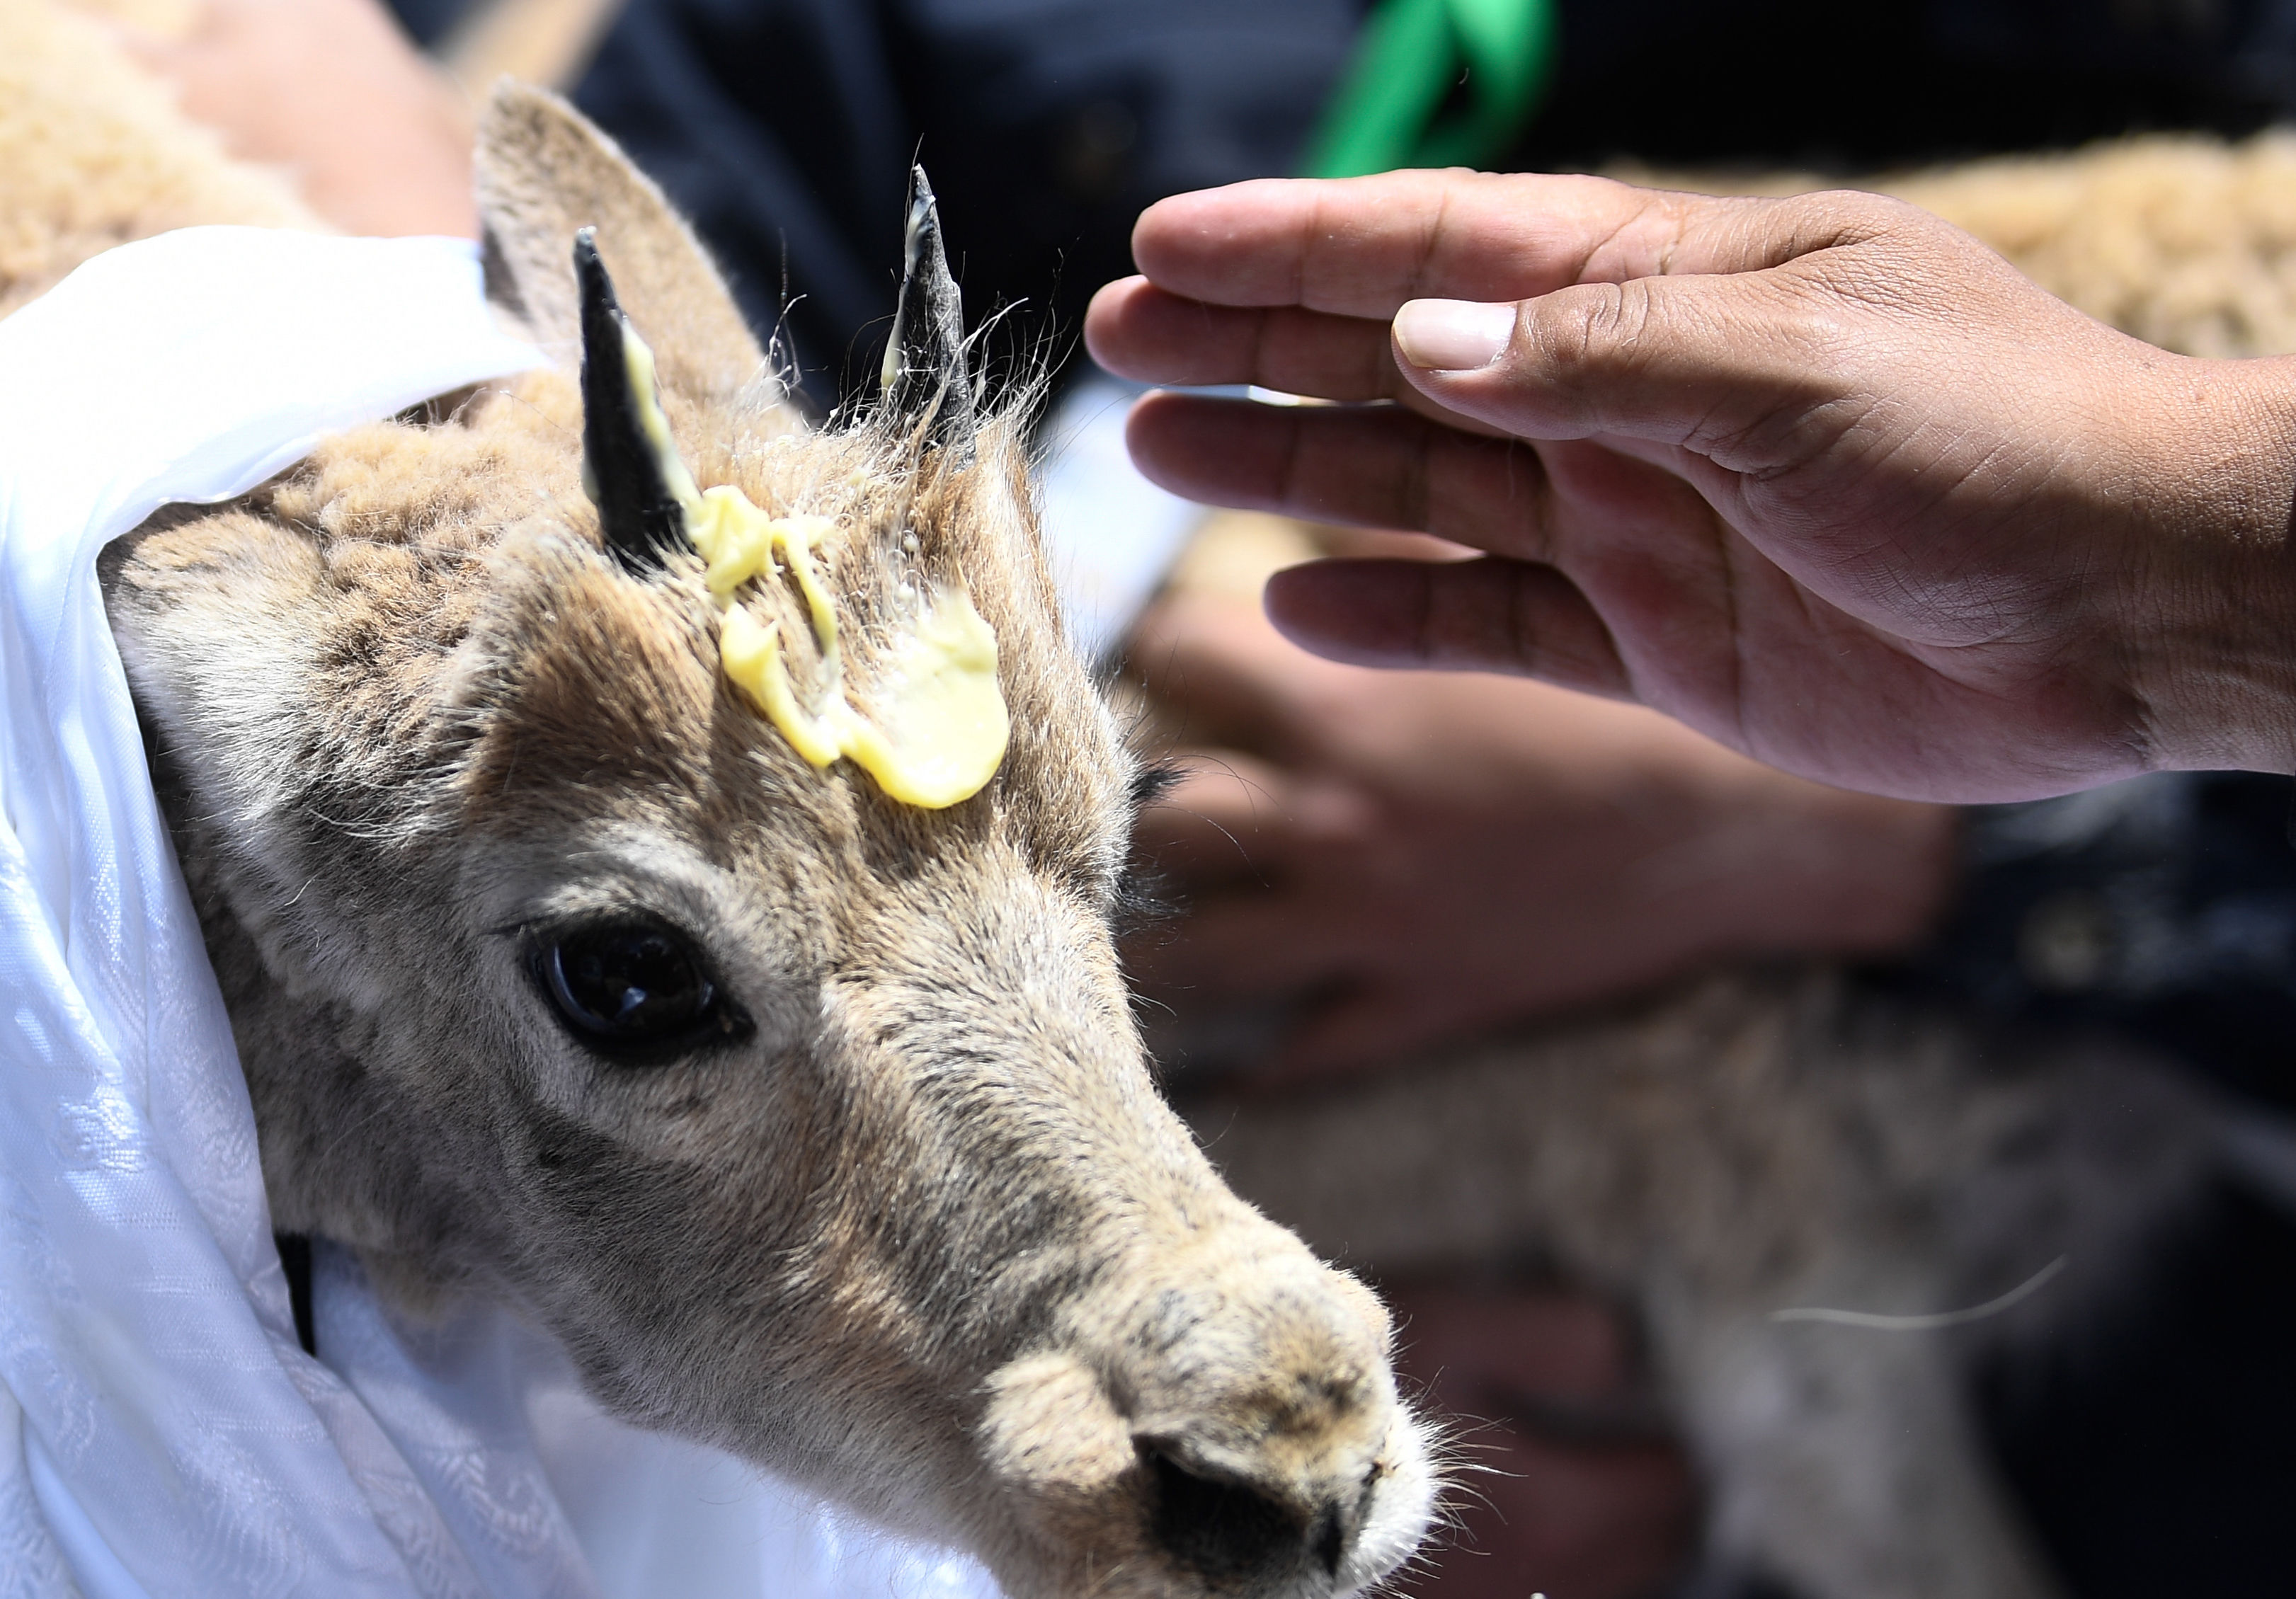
[2119, 353, 2296, 776]
[1696, 767, 1962, 961]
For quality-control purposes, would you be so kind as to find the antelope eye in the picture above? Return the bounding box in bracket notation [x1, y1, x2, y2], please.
[535, 922, 743, 1056]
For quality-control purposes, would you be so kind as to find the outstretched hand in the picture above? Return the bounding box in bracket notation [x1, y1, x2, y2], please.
[1086, 171, 2296, 803]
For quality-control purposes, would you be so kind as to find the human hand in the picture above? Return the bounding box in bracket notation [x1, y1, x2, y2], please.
[1127, 583, 1955, 1079]
[109, 0, 476, 238]
[1086, 171, 2296, 803]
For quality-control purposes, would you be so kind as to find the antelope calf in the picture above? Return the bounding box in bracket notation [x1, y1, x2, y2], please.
[4, 8, 1437, 1590]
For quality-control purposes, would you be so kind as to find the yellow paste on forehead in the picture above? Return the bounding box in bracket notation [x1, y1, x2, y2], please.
[714, 565, 1007, 809]
[696, 495, 1010, 808]
[612, 321, 1007, 808]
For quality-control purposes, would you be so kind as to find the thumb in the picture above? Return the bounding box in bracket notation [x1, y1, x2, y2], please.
[1389, 268, 1849, 466]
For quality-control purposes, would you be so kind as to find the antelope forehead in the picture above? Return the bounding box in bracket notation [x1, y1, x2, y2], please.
[465, 566, 1118, 893]
[465, 816, 840, 1004]
[467, 548, 783, 806]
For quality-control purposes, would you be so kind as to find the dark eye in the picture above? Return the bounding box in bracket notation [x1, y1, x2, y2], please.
[535, 922, 747, 1057]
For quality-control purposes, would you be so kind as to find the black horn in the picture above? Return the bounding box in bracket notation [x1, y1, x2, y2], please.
[879, 166, 976, 452]
[576, 227, 690, 575]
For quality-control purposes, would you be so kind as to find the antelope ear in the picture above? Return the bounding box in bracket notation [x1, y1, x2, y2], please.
[880, 166, 977, 453]
[475, 80, 763, 406]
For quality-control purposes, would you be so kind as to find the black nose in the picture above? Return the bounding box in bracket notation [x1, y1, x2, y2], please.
[1146, 1445, 1353, 1587]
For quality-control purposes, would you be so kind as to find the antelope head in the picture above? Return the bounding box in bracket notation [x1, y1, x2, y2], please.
[102, 84, 1437, 1599]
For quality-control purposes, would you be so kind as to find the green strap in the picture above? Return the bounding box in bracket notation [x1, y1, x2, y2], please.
[1305, 0, 1557, 178]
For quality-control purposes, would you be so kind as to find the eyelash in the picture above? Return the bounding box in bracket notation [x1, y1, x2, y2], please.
[1129, 762, 1183, 810]
[1108, 760, 1186, 938]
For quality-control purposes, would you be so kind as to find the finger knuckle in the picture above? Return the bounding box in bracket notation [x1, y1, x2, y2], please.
[1531, 280, 1655, 393]
[1772, 187, 1908, 243]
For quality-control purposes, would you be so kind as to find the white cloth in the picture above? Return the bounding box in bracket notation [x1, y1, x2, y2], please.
[1036, 369, 1206, 663]
[0, 227, 998, 1599]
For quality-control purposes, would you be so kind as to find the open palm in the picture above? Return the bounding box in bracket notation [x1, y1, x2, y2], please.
[1087, 171, 2296, 802]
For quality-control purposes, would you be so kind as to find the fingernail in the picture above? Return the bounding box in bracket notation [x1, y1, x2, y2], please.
[1393, 299, 1516, 372]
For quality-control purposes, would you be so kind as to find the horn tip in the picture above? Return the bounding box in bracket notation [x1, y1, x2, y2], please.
[573, 226, 625, 328]
[905, 168, 941, 247]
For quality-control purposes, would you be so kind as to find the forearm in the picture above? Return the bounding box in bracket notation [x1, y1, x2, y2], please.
[1694, 772, 1962, 965]
[1606, 735, 1963, 973]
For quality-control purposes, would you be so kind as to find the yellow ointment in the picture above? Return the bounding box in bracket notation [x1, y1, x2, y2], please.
[714, 571, 1007, 808]
[585, 319, 702, 509]
[824, 584, 1008, 809]
[610, 319, 1008, 808]
[697, 494, 1007, 808]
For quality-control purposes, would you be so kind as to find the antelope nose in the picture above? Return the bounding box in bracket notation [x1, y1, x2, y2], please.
[1143, 1442, 1365, 1588]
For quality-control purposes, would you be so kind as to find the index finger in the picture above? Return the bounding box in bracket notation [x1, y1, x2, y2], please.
[1129, 171, 1890, 320]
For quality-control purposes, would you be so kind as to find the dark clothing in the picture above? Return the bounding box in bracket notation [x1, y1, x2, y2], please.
[1978, 1175, 2296, 1599]
[566, 0, 1356, 407]
[1868, 774, 2296, 1599]
[1889, 773, 2296, 1120]
[1526, 0, 2296, 172]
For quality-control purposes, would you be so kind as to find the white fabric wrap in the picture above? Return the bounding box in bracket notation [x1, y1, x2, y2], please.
[1036, 370, 1203, 663]
[0, 228, 998, 1599]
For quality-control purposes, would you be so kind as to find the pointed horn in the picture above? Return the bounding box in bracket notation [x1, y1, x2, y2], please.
[879, 166, 976, 452]
[576, 227, 696, 575]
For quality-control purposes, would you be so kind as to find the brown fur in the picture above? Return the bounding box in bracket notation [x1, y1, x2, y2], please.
[1171, 968, 2215, 1599]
